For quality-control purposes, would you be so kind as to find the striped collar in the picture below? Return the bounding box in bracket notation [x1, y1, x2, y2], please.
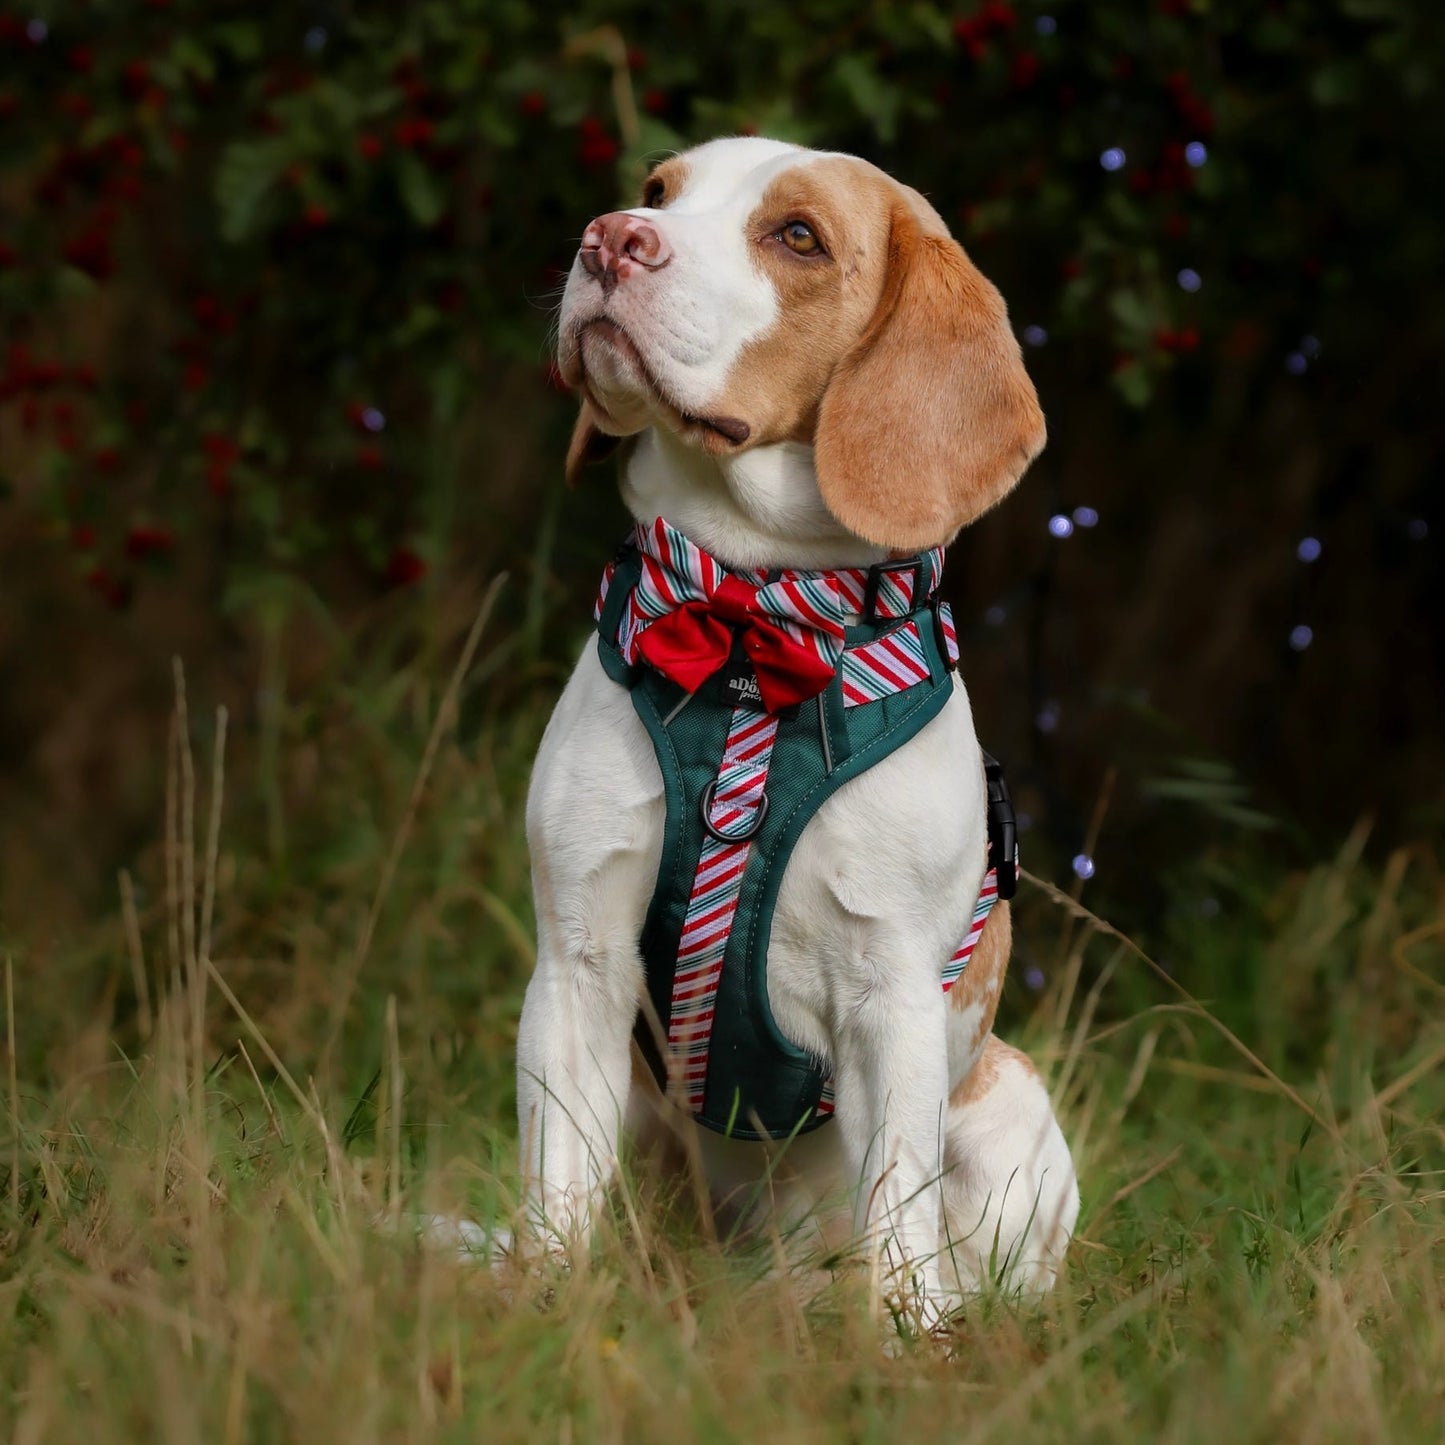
[601, 518, 946, 713]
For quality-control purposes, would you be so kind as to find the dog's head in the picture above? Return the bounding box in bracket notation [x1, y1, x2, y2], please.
[557, 136, 1044, 552]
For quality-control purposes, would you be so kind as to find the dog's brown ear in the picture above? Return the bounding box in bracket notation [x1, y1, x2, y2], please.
[814, 204, 1045, 550]
[565, 399, 621, 487]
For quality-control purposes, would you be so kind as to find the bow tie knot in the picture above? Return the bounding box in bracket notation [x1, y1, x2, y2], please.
[620, 519, 847, 713]
[707, 574, 762, 625]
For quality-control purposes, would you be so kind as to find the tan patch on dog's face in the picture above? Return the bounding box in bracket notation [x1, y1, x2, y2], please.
[638, 156, 692, 211]
[559, 137, 1044, 544]
[714, 157, 898, 444]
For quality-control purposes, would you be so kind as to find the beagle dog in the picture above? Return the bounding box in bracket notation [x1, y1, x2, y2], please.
[518, 136, 1078, 1326]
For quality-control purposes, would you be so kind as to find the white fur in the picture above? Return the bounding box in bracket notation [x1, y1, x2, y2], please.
[519, 137, 1078, 1325]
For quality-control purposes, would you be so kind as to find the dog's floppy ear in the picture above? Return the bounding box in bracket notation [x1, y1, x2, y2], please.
[814, 203, 1045, 550]
[564, 398, 621, 487]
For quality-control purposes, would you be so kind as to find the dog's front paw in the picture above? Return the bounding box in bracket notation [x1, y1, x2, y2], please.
[402, 1211, 513, 1265]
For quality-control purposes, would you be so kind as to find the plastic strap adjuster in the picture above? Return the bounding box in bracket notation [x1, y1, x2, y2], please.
[862, 557, 926, 622]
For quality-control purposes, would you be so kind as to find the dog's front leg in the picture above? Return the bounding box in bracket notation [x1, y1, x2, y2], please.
[515, 929, 638, 1258]
[833, 969, 951, 1332]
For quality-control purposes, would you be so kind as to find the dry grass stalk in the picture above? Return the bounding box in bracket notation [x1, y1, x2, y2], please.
[118, 869, 153, 1041]
[323, 573, 508, 1062]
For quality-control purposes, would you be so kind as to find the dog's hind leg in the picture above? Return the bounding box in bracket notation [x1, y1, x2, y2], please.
[938, 1035, 1078, 1296]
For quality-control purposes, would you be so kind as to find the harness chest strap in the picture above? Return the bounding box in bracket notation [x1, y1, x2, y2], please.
[595, 518, 1014, 1140]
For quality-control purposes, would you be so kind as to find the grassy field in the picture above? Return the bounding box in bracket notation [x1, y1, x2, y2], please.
[2, 598, 1442, 1444]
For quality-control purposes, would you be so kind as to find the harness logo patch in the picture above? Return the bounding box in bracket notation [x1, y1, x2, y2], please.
[719, 658, 766, 711]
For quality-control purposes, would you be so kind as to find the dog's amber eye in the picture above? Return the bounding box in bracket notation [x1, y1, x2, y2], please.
[642, 178, 665, 208]
[780, 221, 822, 256]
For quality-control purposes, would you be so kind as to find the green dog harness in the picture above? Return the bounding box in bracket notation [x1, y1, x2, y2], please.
[594, 517, 1011, 1142]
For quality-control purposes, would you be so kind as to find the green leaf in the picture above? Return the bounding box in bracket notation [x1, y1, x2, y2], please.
[212, 21, 263, 62]
[1109, 288, 1154, 335]
[831, 53, 902, 142]
[215, 141, 288, 244]
[1112, 359, 1152, 407]
[1310, 62, 1362, 107]
[396, 152, 445, 228]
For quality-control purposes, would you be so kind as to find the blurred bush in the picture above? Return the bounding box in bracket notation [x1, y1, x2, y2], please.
[1, 1, 1441, 924]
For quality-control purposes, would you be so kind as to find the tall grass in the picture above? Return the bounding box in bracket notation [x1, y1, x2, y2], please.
[1, 597, 1441, 1444]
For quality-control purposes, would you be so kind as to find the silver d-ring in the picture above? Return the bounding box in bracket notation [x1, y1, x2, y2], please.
[700, 780, 769, 843]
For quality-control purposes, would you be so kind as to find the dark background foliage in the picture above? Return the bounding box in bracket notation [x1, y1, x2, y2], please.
[1, 0, 1441, 937]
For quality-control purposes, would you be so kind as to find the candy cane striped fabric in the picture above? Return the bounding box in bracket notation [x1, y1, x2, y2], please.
[937, 600, 960, 667]
[942, 865, 1000, 991]
[667, 706, 779, 1113]
[623, 518, 849, 679]
[841, 620, 931, 707]
[593, 558, 617, 623]
[618, 519, 948, 672]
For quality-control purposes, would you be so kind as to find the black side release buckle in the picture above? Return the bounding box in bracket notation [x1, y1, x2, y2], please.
[982, 750, 1018, 901]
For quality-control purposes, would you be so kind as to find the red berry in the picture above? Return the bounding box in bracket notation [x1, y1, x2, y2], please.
[643, 88, 668, 116]
[396, 116, 435, 148]
[205, 460, 233, 498]
[385, 545, 427, 587]
[182, 360, 208, 392]
[357, 132, 383, 160]
[579, 130, 620, 169]
[125, 524, 175, 560]
[201, 432, 241, 464]
[356, 443, 383, 469]
[518, 91, 547, 118]
[67, 45, 94, 73]
[980, 1, 1017, 32]
[72, 522, 97, 550]
[1153, 327, 1179, 352]
[1176, 326, 1200, 352]
[63, 229, 115, 280]
[1010, 51, 1040, 89]
[93, 446, 120, 470]
[302, 202, 330, 229]
[86, 565, 129, 609]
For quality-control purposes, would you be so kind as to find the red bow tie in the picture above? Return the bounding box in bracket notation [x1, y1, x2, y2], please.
[622, 519, 848, 713]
